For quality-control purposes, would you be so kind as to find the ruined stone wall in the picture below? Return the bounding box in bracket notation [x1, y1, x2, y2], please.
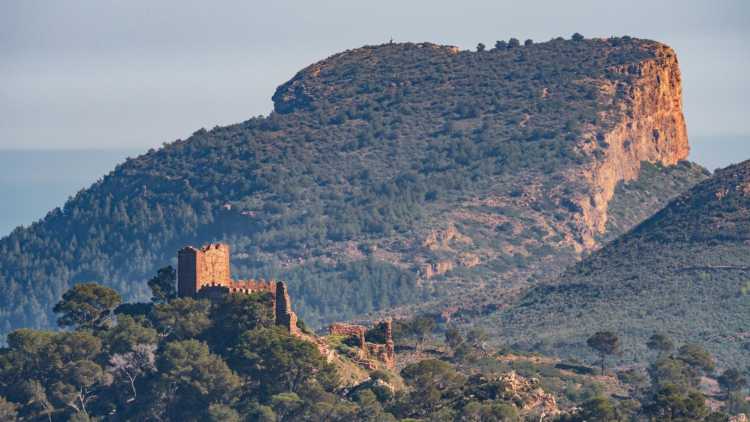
[329, 320, 396, 369]
[329, 323, 368, 339]
[365, 320, 395, 369]
[275, 281, 299, 336]
[176, 244, 386, 369]
[330, 323, 367, 354]
[383, 319, 395, 369]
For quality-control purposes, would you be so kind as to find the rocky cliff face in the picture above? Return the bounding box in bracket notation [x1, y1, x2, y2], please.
[271, 41, 697, 260]
[569, 44, 690, 248]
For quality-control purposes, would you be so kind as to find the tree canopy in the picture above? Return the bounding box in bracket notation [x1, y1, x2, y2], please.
[53, 283, 122, 331]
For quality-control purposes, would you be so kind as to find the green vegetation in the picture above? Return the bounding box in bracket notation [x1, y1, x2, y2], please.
[600, 160, 710, 243]
[401, 313, 749, 421]
[2, 30, 748, 420]
[2, 280, 748, 421]
[0, 36, 704, 341]
[0, 281, 344, 421]
[489, 160, 750, 367]
[587, 331, 620, 375]
[52, 283, 122, 331]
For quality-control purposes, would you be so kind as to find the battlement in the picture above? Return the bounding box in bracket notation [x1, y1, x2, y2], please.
[176, 242, 395, 370]
[177, 243, 297, 334]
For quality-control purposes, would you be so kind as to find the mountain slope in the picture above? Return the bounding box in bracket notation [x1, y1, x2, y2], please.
[490, 160, 750, 366]
[0, 36, 704, 336]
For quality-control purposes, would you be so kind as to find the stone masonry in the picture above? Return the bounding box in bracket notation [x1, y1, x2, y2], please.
[329, 319, 396, 370]
[177, 243, 297, 334]
[275, 281, 300, 336]
[178, 242, 395, 369]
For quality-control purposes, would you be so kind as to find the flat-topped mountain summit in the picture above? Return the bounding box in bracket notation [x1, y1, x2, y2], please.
[0, 36, 707, 337]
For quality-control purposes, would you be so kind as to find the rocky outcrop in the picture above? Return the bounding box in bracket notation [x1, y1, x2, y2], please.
[458, 252, 480, 268]
[499, 371, 559, 416]
[422, 225, 472, 251]
[468, 371, 561, 419]
[419, 260, 455, 279]
[570, 44, 689, 248]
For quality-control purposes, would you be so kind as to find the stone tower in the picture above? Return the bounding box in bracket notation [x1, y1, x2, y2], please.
[176, 244, 301, 337]
[177, 246, 201, 297]
[177, 243, 232, 297]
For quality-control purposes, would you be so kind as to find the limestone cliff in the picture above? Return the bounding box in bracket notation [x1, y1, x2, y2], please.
[569, 43, 690, 248]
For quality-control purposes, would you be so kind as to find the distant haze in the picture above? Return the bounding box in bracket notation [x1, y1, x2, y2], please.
[2, 1, 748, 150]
[0, 150, 138, 236]
[1, 1, 749, 234]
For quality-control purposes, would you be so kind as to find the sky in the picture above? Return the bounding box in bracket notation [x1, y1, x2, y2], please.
[1, 1, 749, 164]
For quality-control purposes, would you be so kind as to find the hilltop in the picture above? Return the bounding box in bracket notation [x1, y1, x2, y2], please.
[487, 160, 750, 366]
[0, 35, 707, 336]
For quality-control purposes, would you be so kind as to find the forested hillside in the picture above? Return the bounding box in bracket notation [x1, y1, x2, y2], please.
[489, 160, 750, 366]
[0, 35, 706, 336]
[2, 281, 745, 421]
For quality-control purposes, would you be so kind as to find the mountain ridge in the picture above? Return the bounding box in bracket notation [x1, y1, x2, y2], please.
[0, 36, 706, 337]
[487, 159, 750, 366]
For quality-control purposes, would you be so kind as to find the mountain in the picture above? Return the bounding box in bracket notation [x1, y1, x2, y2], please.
[490, 160, 750, 366]
[0, 149, 139, 236]
[0, 36, 707, 337]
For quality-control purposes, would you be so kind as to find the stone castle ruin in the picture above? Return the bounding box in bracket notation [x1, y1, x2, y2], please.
[177, 243, 394, 369]
[177, 243, 298, 335]
[329, 320, 395, 370]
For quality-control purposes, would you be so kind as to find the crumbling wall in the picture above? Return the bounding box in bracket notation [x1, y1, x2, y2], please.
[275, 281, 299, 336]
[330, 323, 368, 358]
[366, 319, 395, 370]
[329, 320, 395, 369]
[382, 319, 395, 370]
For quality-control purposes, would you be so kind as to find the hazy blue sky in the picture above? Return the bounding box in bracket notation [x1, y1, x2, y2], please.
[1, 1, 749, 164]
